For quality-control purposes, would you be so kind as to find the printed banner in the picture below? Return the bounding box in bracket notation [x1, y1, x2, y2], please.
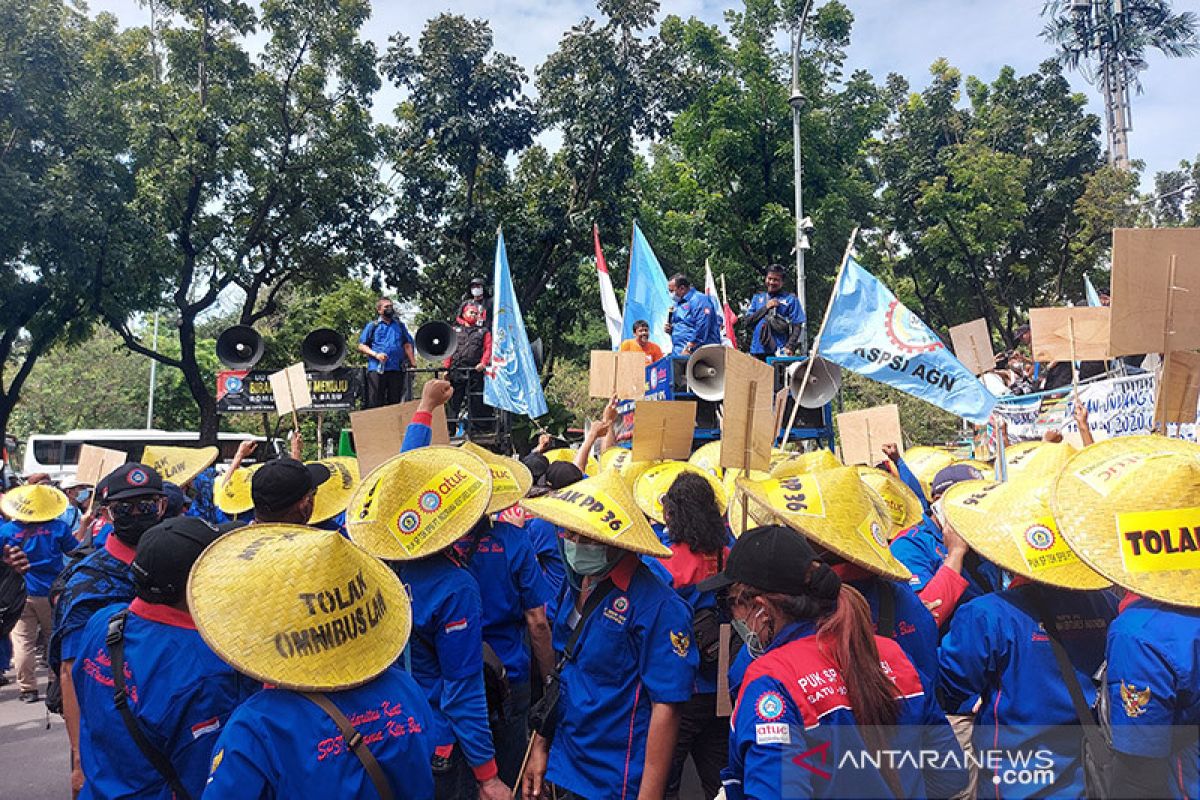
[990, 373, 1163, 443]
[216, 368, 362, 413]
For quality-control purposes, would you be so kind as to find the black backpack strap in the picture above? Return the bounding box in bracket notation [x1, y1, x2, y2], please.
[105, 610, 193, 800]
[302, 692, 395, 800]
[877, 582, 897, 639]
[1029, 590, 1108, 756]
[561, 578, 615, 666]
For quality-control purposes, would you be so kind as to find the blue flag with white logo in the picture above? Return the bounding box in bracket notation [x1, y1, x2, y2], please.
[484, 230, 548, 418]
[820, 255, 996, 424]
[620, 222, 673, 354]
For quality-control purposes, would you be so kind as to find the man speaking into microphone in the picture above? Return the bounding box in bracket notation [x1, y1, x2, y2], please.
[357, 296, 416, 408]
[663, 274, 722, 355]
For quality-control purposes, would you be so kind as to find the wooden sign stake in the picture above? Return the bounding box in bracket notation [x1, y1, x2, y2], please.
[1157, 255, 1185, 432]
[740, 381, 759, 534]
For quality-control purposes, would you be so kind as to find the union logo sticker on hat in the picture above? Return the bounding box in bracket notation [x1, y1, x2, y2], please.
[687, 441, 724, 479]
[308, 457, 360, 524]
[770, 448, 841, 479]
[1050, 436, 1200, 607]
[902, 446, 956, 497]
[734, 466, 911, 581]
[188, 525, 410, 691]
[522, 469, 669, 556]
[461, 442, 532, 514]
[141, 445, 219, 488]
[1, 484, 69, 523]
[856, 467, 923, 536]
[346, 446, 492, 561]
[943, 448, 1109, 590]
[633, 462, 726, 525]
[215, 466, 260, 516]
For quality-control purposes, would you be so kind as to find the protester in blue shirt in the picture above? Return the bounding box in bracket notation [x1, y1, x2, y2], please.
[74, 517, 259, 800]
[664, 274, 722, 356]
[0, 484, 78, 702]
[52, 463, 168, 797]
[357, 296, 416, 408]
[741, 265, 805, 358]
[699, 526, 967, 800]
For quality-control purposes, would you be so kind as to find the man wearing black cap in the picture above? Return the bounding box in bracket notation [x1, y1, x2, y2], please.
[50, 463, 169, 796]
[73, 518, 259, 799]
[250, 458, 329, 524]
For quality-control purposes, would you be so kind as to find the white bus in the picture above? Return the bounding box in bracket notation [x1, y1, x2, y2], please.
[22, 429, 271, 483]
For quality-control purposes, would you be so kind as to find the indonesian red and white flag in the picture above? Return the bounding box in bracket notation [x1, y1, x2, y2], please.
[594, 224, 624, 349]
[705, 259, 735, 346]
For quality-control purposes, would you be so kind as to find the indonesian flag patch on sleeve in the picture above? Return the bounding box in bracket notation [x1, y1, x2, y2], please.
[191, 717, 221, 740]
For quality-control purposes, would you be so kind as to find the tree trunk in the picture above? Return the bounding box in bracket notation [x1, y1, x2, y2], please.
[177, 317, 220, 446]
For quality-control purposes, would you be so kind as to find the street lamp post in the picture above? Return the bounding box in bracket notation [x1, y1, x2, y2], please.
[790, 1, 814, 352]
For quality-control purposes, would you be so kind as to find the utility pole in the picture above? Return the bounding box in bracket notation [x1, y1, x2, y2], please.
[790, 0, 815, 351]
[146, 312, 159, 429]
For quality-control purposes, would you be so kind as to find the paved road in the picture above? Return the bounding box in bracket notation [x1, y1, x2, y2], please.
[0, 666, 70, 799]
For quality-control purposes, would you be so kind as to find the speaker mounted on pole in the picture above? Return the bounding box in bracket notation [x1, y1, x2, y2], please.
[685, 345, 727, 402]
[216, 325, 265, 369]
[789, 356, 842, 408]
[301, 329, 347, 372]
[415, 321, 458, 361]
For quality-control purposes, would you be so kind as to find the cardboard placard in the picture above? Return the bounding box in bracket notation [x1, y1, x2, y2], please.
[588, 351, 646, 400]
[949, 318, 994, 376]
[632, 401, 697, 462]
[1030, 307, 1111, 362]
[836, 404, 903, 466]
[268, 363, 313, 416]
[76, 444, 127, 486]
[349, 401, 449, 475]
[1157, 351, 1200, 425]
[1110, 228, 1200, 356]
[720, 349, 775, 472]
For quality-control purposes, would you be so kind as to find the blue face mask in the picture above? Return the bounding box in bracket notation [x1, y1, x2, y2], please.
[75, 488, 92, 504]
[563, 538, 614, 576]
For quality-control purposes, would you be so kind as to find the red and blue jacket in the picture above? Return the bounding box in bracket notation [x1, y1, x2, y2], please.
[1105, 597, 1200, 799]
[547, 553, 697, 799]
[724, 619, 967, 800]
[937, 582, 1117, 798]
[204, 664, 436, 799]
[646, 541, 727, 695]
[890, 515, 1001, 612]
[670, 288, 723, 355]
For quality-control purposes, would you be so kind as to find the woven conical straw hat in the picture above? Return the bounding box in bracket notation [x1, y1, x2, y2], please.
[461, 442, 533, 513]
[307, 457, 360, 524]
[856, 467, 924, 536]
[523, 468, 669, 556]
[1, 484, 68, 523]
[633, 461, 727, 525]
[141, 445, 219, 488]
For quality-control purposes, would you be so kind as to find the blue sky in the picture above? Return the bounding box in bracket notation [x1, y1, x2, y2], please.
[89, 0, 1199, 182]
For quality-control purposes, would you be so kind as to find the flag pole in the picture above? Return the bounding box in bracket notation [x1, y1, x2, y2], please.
[779, 226, 858, 446]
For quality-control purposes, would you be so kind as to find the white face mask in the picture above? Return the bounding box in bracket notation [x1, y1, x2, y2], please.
[471, 286, 484, 298]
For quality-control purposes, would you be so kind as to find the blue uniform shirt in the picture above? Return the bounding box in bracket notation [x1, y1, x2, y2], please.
[0, 518, 79, 596]
[938, 584, 1117, 798]
[724, 619, 966, 800]
[73, 599, 260, 800]
[360, 318, 414, 373]
[204, 664, 435, 800]
[670, 288, 723, 355]
[746, 291, 805, 355]
[547, 554, 697, 799]
[845, 572, 940, 687]
[457, 521, 552, 682]
[890, 515, 1002, 604]
[1105, 598, 1200, 798]
[51, 536, 139, 672]
[525, 518, 565, 602]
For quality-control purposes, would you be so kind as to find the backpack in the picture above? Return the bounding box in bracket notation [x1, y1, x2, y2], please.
[0, 561, 26, 639]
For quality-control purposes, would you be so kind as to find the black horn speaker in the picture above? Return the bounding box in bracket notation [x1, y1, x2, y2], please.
[301, 329, 347, 372]
[415, 321, 458, 361]
[215, 325, 265, 369]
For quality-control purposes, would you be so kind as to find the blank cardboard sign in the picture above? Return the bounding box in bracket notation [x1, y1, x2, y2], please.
[76, 445, 127, 486]
[350, 401, 449, 475]
[1030, 307, 1111, 362]
[632, 401, 697, 462]
[1110, 228, 1200, 356]
[268, 363, 312, 415]
[588, 351, 646, 400]
[949, 318, 994, 375]
[720, 349, 775, 472]
[837, 404, 903, 466]
[1158, 351, 1200, 425]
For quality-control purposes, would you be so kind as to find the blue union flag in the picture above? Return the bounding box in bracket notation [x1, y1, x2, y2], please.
[483, 230, 548, 418]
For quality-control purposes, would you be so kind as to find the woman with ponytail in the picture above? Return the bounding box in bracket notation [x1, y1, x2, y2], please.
[699, 525, 967, 800]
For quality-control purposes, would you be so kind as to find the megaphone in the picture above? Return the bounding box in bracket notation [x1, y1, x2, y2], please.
[415, 321, 457, 361]
[215, 325, 265, 369]
[686, 345, 726, 402]
[301, 328, 347, 372]
[788, 357, 842, 408]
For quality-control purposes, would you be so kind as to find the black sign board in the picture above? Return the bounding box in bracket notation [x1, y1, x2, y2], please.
[216, 368, 362, 413]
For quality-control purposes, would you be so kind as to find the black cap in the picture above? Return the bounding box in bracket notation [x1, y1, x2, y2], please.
[698, 525, 829, 595]
[930, 464, 982, 498]
[251, 458, 330, 513]
[521, 453, 550, 483]
[98, 463, 166, 503]
[469, 277, 485, 286]
[163, 482, 189, 517]
[131, 517, 222, 604]
[543, 461, 582, 489]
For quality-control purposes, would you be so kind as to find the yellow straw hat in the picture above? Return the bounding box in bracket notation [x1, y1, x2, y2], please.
[599, 447, 630, 473]
[188, 524, 410, 692]
[687, 441, 724, 479]
[633, 462, 727, 524]
[733, 467, 912, 581]
[461, 442, 533, 513]
[1, 484, 69, 523]
[545, 447, 599, 477]
[141, 445, 219, 487]
[1050, 436, 1200, 608]
[856, 466, 924, 536]
[215, 466, 260, 516]
[346, 446, 492, 561]
[522, 468, 670, 557]
[617, 458, 661, 489]
[943, 468, 1110, 591]
[307, 457, 360, 524]
[902, 446, 956, 497]
[1005, 441, 1075, 479]
[952, 459, 994, 481]
[770, 448, 842, 478]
